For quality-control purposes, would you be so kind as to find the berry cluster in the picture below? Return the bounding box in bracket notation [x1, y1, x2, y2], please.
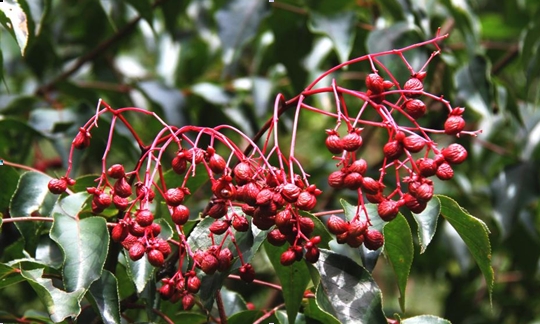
[46, 32, 479, 307]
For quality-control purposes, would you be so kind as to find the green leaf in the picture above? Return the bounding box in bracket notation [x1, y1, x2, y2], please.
[0, 0, 29, 55]
[401, 314, 452, 324]
[0, 263, 24, 288]
[311, 249, 386, 324]
[0, 165, 19, 211]
[264, 242, 311, 324]
[383, 214, 414, 312]
[228, 310, 279, 324]
[125, 0, 153, 28]
[215, 0, 269, 75]
[303, 290, 340, 324]
[218, 287, 248, 317]
[87, 270, 121, 324]
[438, 195, 494, 298]
[412, 197, 441, 254]
[35, 235, 63, 269]
[10, 171, 56, 253]
[50, 193, 109, 293]
[300, 211, 333, 249]
[308, 11, 356, 63]
[454, 55, 493, 118]
[20, 268, 84, 323]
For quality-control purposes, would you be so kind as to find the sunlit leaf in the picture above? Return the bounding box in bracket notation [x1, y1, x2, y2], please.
[454, 55, 493, 118]
[0, 0, 29, 55]
[309, 11, 356, 63]
[439, 195, 494, 299]
[303, 291, 340, 324]
[412, 197, 441, 253]
[383, 214, 414, 312]
[311, 249, 386, 323]
[87, 270, 120, 324]
[50, 192, 109, 293]
[264, 242, 310, 324]
[401, 314, 452, 324]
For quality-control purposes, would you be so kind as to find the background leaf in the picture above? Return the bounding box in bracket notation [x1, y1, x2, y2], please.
[0, 0, 29, 55]
[87, 270, 120, 324]
[309, 11, 356, 63]
[412, 197, 441, 253]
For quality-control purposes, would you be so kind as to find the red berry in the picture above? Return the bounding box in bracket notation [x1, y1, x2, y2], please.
[135, 209, 154, 227]
[444, 112, 466, 135]
[135, 182, 155, 202]
[113, 177, 132, 198]
[121, 234, 138, 249]
[327, 215, 349, 235]
[403, 77, 423, 97]
[299, 217, 315, 235]
[113, 195, 129, 211]
[348, 158, 367, 175]
[304, 247, 320, 263]
[417, 158, 438, 177]
[280, 249, 297, 266]
[165, 187, 185, 206]
[209, 219, 230, 235]
[275, 209, 293, 229]
[361, 177, 383, 195]
[343, 172, 363, 190]
[403, 193, 427, 214]
[172, 153, 187, 174]
[156, 239, 171, 258]
[383, 140, 403, 161]
[199, 253, 219, 275]
[281, 183, 302, 203]
[148, 249, 165, 267]
[217, 248, 233, 272]
[436, 162, 454, 180]
[111, 223, 128, 242]
[256, 188, 274, 205]
[325, 129, 344, 154]
[232, 215, 249, 232]
[442, 144, 468, 164]
[234, 162, 254, 184]
[107, 164, 125, 179]
[295, 191, 317, 211]
[186, 275, 201, 293]
[365, 192, 385, 203]
[341, 128, 363, 152]
[129, 222, 146, 237]
[366, 73, 385, 93]
[208, 151, 227, 174]
[404, 99, 426, 119]
[403, 134, 426, 153]
[364, 229, 384, 250]
[377, 200, 399, 221]
[73, 127, 91, 149]
[328, 171, 345, 189]
[159, 283, 175, 300]
[171, 205, 190, 225]
[151, 223, 162, 236]
[182, 294, 195, 310]
[94, 193, 112, 209]
[128, 242, 145, 261]
[239, 263, 255, 283]
[267, 229, 287, 246]
[409, 180, 434, 202]
[346, 233, 365, 248]
[348, 220, 368, 237]
[48, 178, 67, 194]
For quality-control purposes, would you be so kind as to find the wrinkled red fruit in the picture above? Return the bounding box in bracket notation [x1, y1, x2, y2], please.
[48, 178, 67, 194]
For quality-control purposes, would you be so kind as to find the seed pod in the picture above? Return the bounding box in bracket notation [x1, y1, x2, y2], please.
[417, 158, 438, 177]
[409, 180, 434, 202]
[404, 99, 426, 119]
[304, 247, 320, 263]
[346, 233, 365, 248]
[239, 263, 255, 283]
[114, 177, 132, 198]
[436, 162, 454, 180]
[295, 191, 317, 211]
[281, 183, 302, 203]
[148, 249, 165, 267]
[232, 215, 249, 232]
[377, 200, 399, 221]
[121, 234, 139, 249]
[73, 127, 91, 149]
[186, 275, 201, 293]
[135, 182, 155, 202]
[107, 164, 125, 179]
[280, 249, 297, 266]
[365, 73, 385, 93]
[383, 140, 404, 161]
[267, 229, 287, 246]
[234, 161, 254, 184]
[94, 193, 112, 209]
[113, 195, 129, 211]
[199, 253, 219, 275]
[298, 217, 315, 235]
[341, 128, 363, 152]
[135, 209, 154, 227]
[348, 220, 368, 237]
[364, 229, 384, 251]
[172, 153, 188, 174]
[348, 158, 368, 175]
[48, 178, 67, 194]
[204, 200, 227, 219]
[240, 182, 260, 205]
[156, 239, 171, 257]
[217, 248, 234, 272]
[111, 223, 128, 242]
[208, 152, 227, 174]
[209, 219, 230, 235]
[326, 215, 349, 235]
[185, 147, 205, 164]
[325, 129, 344, 154]
[256, 188, 274, 205]
[151, 223, 162, 236]
[171, 205, 190, 225]
[403, 77, 424, 97]
[165, 187, 185, 206]
[159, 282, 175, 300]
[275, 209, 293, 228]
[365, 192, 385, 203]
[444, 110, 466, 135]
[403, 134, 426, 153]
[442, 144, 468, 164]
[128, 242, 145, 261]
[344, 172, 364, 190]
[403, 193, 427, 214]
[182, 294, 195, 310]
[327, 171, 346, 189]
[361, 177, 383, 195]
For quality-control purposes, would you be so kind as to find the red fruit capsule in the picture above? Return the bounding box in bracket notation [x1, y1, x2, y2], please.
[73, 127, 91, 149]
[107, 164, 125, 179]
[403, 134, 426, 153]
[325, 129, 344, 154]
[436, 162, 454, 180]
[48, 178, 67, 194]
[365, 73, 385, 94]
[377, 200, 399, 221]
[442, 144, 468, 164]
[114, 177, 132, 198]
[364, 229, 384, 251]
[135, 209, 154, 227]
[341, 128, 363, 152]
[326, 215, 349, 235]
[404, 99, 426, 119]
[383, 140, 403, 161]
[171, 205, 190, 225]
[165, 187, 185, 206]
[239, 263, 255, 283]
[328, 171, 346, 189]
[208, 152, 227, 174]
[403, 77, 424, 97]
[147, 249, 165, 267]
[280, 249, 297, 266]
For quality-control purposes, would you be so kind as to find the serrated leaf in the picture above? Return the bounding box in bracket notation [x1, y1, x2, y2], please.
[50, 193, 109, 293]
[438, 195, 494, 299]
[215, 0, 269, 75]
[20, 268, 84, 323]
[412, 197, 441, 253]
[87, 270, 120, 324]
[311, 249, 386, 324]
[309, 11, 356, 63]
[303, 290, 340, 324]
[401, 314, 452, 324]
[383, 214, 413, 312]
[10, 171, 56, 253]
[0, 0, 29, 55]
[264, 242, 311, 324]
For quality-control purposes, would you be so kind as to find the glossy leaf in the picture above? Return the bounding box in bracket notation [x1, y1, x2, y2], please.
[0, 165, 19, 211]
[0, 0, 29, 55]
[50, 192, 109, 293]
[0, 263, 24, 288]
[218, 287, 248, 317]
[438, 195, 494, 297]
[264, 241, 311, 324]
[303, 287, 340, 324]
[309, 11, 356, 63]
[87, 270, 120, 324]
[383, 214, 414, 312]
[228, 310, 279, 324]
[20, 268, 84, 323]
[412, 197, 441, 254]
[454, 55, 493, 118]
[401, 315, 452, 324]
[311, 249, 386, 324]
[10, 171, 56, 253]
[35, 235, 63, 269]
